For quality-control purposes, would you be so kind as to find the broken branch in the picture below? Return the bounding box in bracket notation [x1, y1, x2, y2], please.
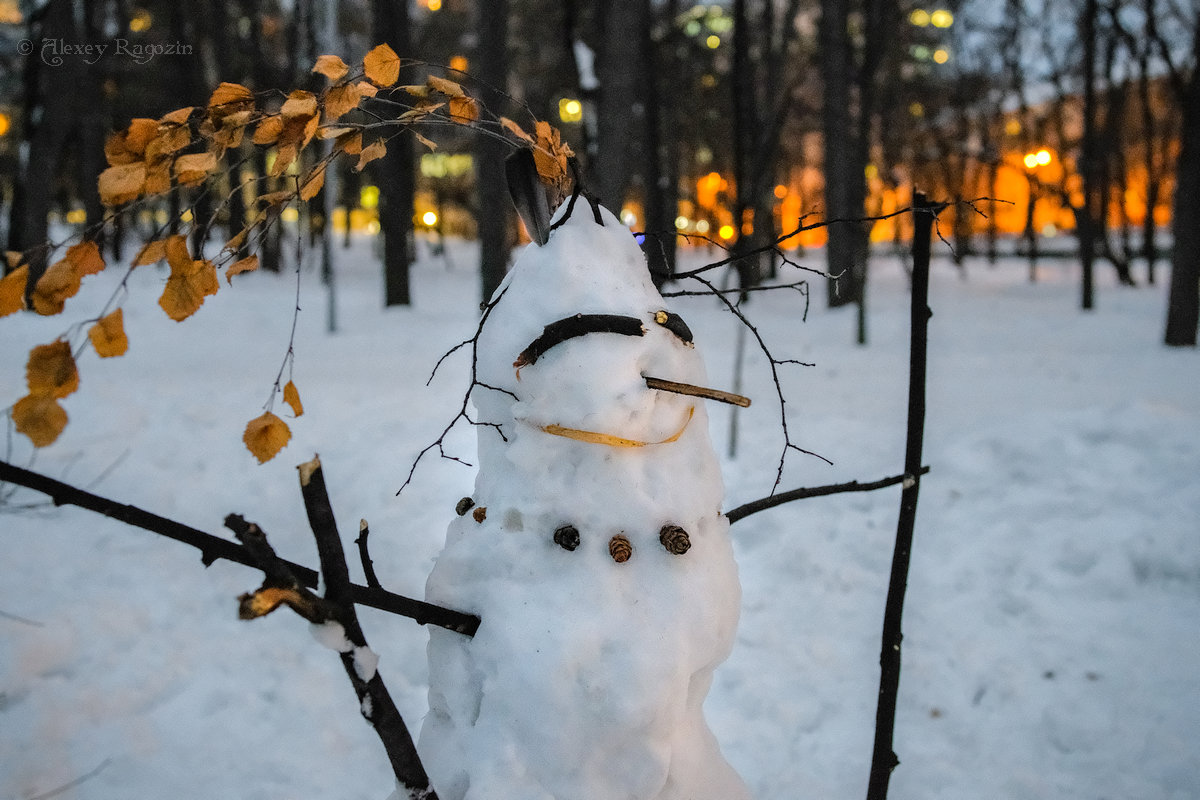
[644, 376, 751, 408]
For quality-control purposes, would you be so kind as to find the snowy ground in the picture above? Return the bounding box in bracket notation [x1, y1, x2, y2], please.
[2, 232, 1197, 799]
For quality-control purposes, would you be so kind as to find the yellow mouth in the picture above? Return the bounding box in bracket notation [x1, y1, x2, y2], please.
[538, 406, 695, 448]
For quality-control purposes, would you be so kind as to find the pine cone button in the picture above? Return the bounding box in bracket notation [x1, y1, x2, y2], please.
[659, 524, 691, 555]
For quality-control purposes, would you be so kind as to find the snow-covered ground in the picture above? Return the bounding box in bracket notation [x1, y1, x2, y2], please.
[2, 232, 1197, 799]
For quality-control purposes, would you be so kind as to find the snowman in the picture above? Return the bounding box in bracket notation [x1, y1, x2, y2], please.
[417, 169, 751, 800]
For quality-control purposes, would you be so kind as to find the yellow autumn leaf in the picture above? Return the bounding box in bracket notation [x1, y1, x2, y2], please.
[12, 393, 68, 448]
[312, 54, 350, 82]
[104, 118, 159, 165]
[98, 162, 146, 206]
[0, 264, 28, 317]
[324, 83, 363, 121]
[159, 257, 219, 322]
[363, 43, 401, 87]
[253, 115, 284, 146]
[164, 234, 191, 270]
[88, 308, 128, 358]
[65, 241, 105, 277]
[283, 380, 304, 417]
[243, 411, 291, 463]
[26, 340, 79, 399]
[174, 151, 218, 186]
[299, 165, 326, 201]
[500, 116, 535, 144]
[160, 106, 195, 125]
[427, 75, 466, 98]
[133, 239, 168, 267]
[355, 138, 387, 171]
[281, 90, 319, 119]
[144, 161, 172, 195]
[335, 130, 363, 156]
[209, 82, 253, 106]
[448, 95, 479, 123]
[31, 258, 82, 315]
[226, 254, 259, 283]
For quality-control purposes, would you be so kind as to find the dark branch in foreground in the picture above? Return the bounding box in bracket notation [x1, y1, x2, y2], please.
[867, 193, 937, 800]
[294, 456, 439, 799]
[725, 466, 931, 525]
[0, 458, 479, 637]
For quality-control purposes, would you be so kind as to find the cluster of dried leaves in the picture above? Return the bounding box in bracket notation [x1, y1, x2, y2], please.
[2, 45, 574, 464]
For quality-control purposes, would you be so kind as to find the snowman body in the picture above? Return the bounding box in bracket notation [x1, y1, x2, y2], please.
[419, 205, 750, 800]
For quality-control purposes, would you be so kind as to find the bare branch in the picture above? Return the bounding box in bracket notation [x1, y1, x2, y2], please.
[726, 466, 931, 524]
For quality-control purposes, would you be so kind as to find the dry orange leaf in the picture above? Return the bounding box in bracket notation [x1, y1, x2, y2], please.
[283, 380, 304, 417]
[133, 239, 168, 267]
[164, 234, 191, 270]
[88, 308, 128, 358]
[26, 340, 79, 399]
[335, 130, 363, 156]
[12, 393, 68, 448]
[0, 264, 28, 317]
[253, 115, 284, 146]
[355, 138, 387, 171]
[159, 256, 219, 322]
[414, 132, 437, 151]
[4, 251, 21, 268]
[208, 82, 255, 119]
[281, 90, 319, 119]
[363, 43, 401, 87]
[145, 125, 192, 161]
[144, 161, 172, 196]
[427, 75, 466, 98]
[32, 258, 82, 315]
[66, 241, 105, 277]
[243, 411, 291, 463]
[98, 162, 146, 206]
[226, 254, 259, 283]
[500, 116, 534, 144]
[160, 106, 195, 125]
[449, 95, 479, 123]
[174, 151, 218, 186]
[324, 83, 363, 121]
[356, 81, 379, 99]
[312, 54, 349, 82]
[299, 165, 326, 201]
[104, 118, 159, 165]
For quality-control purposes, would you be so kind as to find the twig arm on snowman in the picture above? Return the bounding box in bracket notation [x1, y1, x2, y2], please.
[725, 466, 931, 524]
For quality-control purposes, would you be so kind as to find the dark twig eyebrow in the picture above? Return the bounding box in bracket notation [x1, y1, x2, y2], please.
[513, 314, 646, 369]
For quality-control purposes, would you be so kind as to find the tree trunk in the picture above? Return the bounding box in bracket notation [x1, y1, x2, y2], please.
[8, 0, 85, 283]
[1078, 0, 1098, 310]
[1163, 22, 1200, 346]
[594, 0, 643, 213]
[820, 0, 860, 309]
[476, 0, 510, 305]
[371, 0, 415, 307]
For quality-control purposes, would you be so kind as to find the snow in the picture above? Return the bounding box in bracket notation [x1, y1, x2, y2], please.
[1, 225, 1198, 800]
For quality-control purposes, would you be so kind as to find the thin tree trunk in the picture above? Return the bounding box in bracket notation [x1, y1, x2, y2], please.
[1163, 20, 1200, 346]
[476, 0, 510, 304]
[371, 0, 415, 307]
[1078, 0, 1098, 310]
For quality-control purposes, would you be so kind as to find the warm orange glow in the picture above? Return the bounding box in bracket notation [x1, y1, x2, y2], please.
[449, 55, 469, 73]
[718, 224, 735, 240]
[774, 184, 787, 199]
[1035, 149, 1052, 165]
[0, 112, 10, 138]
[1023, 153, 1040, 169]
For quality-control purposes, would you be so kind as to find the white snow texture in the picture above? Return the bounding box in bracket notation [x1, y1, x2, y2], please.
[419, 204, 750, 800]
